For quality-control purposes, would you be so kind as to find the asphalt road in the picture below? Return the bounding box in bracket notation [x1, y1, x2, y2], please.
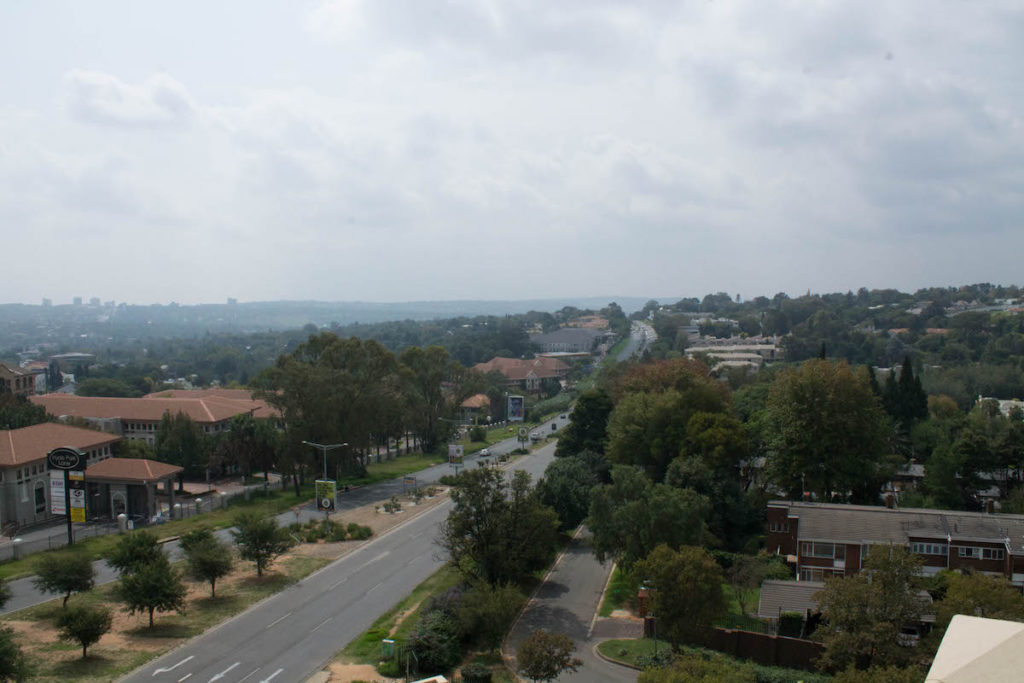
[1, 415, 570, 617]
[506, 530, 639, 683]
[121, 438, 561, 683]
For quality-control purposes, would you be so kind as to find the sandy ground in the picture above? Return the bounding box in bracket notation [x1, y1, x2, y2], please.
[2, 486, 452, 681]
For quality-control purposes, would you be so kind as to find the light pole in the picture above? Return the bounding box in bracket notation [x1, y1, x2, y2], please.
[302, 441, 347, 525]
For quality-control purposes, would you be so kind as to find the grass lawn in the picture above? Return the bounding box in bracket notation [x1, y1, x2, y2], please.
[599, 565, 637, 617]
[4, 554, 331, 682]
[716, 582, 768, 632]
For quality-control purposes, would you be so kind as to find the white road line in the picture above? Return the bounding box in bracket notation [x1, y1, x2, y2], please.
[265, 612, 292, 629]
[208, 662, 239, 682]
[238, 668, 261, 683]
[367, 581, 382, 595]
[154, 655, 194, 675]
[310, 617, 332, 633]
[329, 577, 347, 590]
[260, 669, 284, 683]
[356, 550, 391, 571]
[177, 675, 192, 683]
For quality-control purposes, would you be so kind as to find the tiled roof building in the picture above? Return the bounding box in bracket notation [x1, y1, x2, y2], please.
[472, 357, 569, 392]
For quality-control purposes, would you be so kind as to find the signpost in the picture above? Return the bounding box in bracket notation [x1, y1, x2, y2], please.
[518, 426, 529, 448]
[447, 444, 463, 466]
[47, 447, 86, 546]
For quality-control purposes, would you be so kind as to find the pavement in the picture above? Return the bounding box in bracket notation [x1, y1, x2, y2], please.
[505, 529, 640, 683]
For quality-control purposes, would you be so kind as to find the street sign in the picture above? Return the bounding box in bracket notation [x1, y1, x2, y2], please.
[517, 427, 528, 438]
[315, 479, 337, 512]
[47, 447, 88, 545]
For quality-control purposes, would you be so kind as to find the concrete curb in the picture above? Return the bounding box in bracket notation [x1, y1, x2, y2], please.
[592, 640, 643, 671]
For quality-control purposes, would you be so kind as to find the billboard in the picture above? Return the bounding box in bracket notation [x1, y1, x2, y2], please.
[507, 395, 525, 422]
[448, 444, 464, 464]
[315, 479, 337, 512]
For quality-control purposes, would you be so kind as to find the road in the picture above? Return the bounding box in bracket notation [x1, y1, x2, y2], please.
[0, 415, 569, 617]
[616, 322, 654, 361]
[122, 436, 561, 683]
[506, 530, 639, 683]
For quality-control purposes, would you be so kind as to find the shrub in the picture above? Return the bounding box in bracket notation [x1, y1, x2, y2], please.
[383, 496, 402, 513]
[461, 662, 492, 683]
[469, 426, 487, 442]
[347, 523, 372, 540]
[408, 611, 461, 674]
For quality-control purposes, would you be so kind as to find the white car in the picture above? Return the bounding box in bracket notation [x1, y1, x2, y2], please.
[479, 448, 490, 456]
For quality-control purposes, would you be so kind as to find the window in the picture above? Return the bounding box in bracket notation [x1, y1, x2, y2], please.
[983, 548, 1005, 560]
[958, 547, 980, 559]
[34, 481, 46, 514]
[911, 543, 948, 556]
[769, 521, 790, 533]
[800, 567, 843, 581]
[801, 542, 843, 559]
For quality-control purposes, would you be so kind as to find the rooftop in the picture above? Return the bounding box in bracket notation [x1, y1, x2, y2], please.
[86, 457, 182, 483]
[32, 391, 276, 424]
[0, 423, 120, 467]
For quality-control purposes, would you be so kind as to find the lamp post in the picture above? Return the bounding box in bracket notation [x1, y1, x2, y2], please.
[302, 441, 347, 525]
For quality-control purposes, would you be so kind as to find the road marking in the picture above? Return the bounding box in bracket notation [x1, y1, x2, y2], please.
[154, 656, 194, 675]
[311, 617, 332, 633]
[208, 662, 239, 682]
[238, 668, 260, 683]
[265, 612, 292, 629]
[356, 550, 390, 571]
[329, 577, 347, 590]
[260, 669, 284, 683]
[177, 675, 192, 682]
[367, 581, 382, 595]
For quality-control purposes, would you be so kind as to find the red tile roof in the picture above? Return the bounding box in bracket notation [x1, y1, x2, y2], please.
[85, 457, 182, 483]
[461, 393, 491, 409]
[0, 423, 120, 468]
[473, 357, 569, 381]
[31, 391, 275, 423]
[143, 388, 279, 419]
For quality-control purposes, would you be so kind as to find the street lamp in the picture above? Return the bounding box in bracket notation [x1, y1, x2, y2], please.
[302, 441, 347, 526]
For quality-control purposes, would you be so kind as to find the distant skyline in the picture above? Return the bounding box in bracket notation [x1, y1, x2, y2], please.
[2, 2, 1022, 306]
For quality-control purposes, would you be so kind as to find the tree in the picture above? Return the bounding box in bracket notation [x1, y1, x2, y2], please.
[213, 414, 279, 481]
[814, 546, 923, 671]
[231, 512, 294, 577]
[0, 394, 48, 430]
[0, 627, 30, 682]
[408, 610, 461, 674]
[633, 545, 726, 648]
[515, 629, 582, 682]
[455, 582, 524, 651]
[0, 580, 10, 610]
[400, 345, 477, 453]
[554, 388, 614, 457]
[155, 411, 210, 478]
[765, 359, 891, 501]
[931, 571, 1024, 644]
[32, 551, 95, 607]
[117, 554, 187, 627]
[107, 530, 163, 575]
[439, 467, 560, 586]
[56, 604, 112, 658]
[536, 455, 597, 531]
[185, 536, 234, 598]
[588, 465, 709, 570]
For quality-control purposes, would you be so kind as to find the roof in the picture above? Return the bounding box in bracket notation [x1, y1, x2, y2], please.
[460, 394, 490, 409]
[472, 357, 569, 381]
[0, 363, 31, 378]
[757, 580, 823, 619]
[85, 457, 182, 483]
[530, 327, 605, 345]
[771, 500, 1024, 551]
[926, 615, 1024, 683]
[31, 391, 275, 423]
[143, 388, 279, 419]
[0, 423, 120, 468]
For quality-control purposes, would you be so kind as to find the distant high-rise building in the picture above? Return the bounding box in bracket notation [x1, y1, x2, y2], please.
[73, 297, 82, 306]
[227, 297, 238, 305]
[41, 298, 52, 307]
[89, 297, 100, 306]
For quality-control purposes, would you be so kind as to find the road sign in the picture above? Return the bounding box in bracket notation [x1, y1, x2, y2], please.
[518, 427, 528, 438]
[315, 479, 337, 512]
[50, 472, 66, 515]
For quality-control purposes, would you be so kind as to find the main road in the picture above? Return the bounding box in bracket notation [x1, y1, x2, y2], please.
[122, 433, 562, 683]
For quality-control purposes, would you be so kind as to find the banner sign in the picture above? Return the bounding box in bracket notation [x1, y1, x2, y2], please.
[50, 472, 66, 515]
[315, 479, 337, 512]
[507, 395, 525, 422]
[448, 444, 463, 464]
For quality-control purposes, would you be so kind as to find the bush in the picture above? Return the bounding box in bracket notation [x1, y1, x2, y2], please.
[461, 662, 492, 683]
[408, 611, 461, 674]
[347, 523, 372, 540]
[777, 611, 804, 638]
[469, 426, 487, 442]
[376, 658, 402, 677]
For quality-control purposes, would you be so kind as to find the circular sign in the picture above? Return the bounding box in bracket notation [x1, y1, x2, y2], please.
[47, 447, 85, 471]
[518, 427, 528, 438]
[322, 498, 333, 509]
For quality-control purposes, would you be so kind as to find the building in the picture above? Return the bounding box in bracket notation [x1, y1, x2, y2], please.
[31, 389, 276, 445]
[472, 357, 569, 393]
[0, 363, 35, 398]
[926, 615, 1024, 682]
[0, 423, 119, 530]
[766, 500, 1024, 586]
[529, 327, 609, 354]
[459, 393, 491, 423]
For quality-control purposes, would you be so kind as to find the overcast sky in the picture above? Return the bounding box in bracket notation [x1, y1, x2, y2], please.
[1, 1, 1021, 306]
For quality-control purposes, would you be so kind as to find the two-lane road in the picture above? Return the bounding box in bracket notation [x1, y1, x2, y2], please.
[123, 440, 559, 683]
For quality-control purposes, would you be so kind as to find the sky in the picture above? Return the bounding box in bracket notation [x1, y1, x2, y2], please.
[1, 1, 1022, 306]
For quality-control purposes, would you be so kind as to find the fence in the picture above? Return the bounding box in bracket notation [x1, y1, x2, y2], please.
[0, 521, 119, 562]
[707, 627, 824, 671]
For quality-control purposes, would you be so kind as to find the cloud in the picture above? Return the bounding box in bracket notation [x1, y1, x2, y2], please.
[63, 70, 196, 128]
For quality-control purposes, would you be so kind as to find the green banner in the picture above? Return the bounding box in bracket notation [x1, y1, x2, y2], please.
[315, 479, 337, 512]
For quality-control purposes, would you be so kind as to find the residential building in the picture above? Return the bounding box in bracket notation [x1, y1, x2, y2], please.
[459, 393, 491, 423]
[0, 363, 36, 398]
[766, 500, 1024, 586]
[529, 327, 609, 354]
[472, 357, 569, 393]
[31, 389, 276, 445]
[927, 615, 1024, 682]
[0, 423, 119, 529]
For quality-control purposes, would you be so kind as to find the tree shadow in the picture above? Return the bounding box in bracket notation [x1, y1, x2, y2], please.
[124, 622, 194, 639]
[49, 653, 116, 676]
